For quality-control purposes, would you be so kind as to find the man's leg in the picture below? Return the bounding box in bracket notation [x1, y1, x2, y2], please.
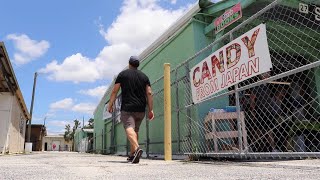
[130, 132, 139, 156]
[126, 127, 139, 153]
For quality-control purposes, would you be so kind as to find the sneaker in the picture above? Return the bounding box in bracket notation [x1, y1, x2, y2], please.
[127, 156, 134, 162]
[132, 148, 143, 164]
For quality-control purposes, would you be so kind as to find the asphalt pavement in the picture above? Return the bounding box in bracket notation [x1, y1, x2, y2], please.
[0, 152, 319, 180]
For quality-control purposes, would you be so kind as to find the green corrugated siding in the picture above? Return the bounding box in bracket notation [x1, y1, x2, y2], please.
[94, 102, 105, 153]
[93, 0, 320, 156]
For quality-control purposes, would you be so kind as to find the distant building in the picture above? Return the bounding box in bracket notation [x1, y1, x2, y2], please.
[25, 124, 47, 151]
[43, 135, 73, 151]
[0, 42, 30, 154]
[74, 129, 94, 153]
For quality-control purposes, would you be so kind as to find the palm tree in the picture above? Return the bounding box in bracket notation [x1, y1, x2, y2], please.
[64, 119, 81, 151]
[64, 124, 72, 142]
[83, 118, 94, 129]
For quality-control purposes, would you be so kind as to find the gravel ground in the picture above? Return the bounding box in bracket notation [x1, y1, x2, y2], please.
[0, 152, 319, 180]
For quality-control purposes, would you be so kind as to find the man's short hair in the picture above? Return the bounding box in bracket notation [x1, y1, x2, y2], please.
[129, 56, 140, 68]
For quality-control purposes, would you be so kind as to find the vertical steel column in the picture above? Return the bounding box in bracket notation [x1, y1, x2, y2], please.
[185, 63, 192, 152]
[146, 115, 150, 158]
[174, 69, 181, 153]
[164, 63, 172, 161]
[126, 138, 129, 156]
[101, 129, 104, 154]
[110, 102, 118, 153]
[230, 32, 244, 156]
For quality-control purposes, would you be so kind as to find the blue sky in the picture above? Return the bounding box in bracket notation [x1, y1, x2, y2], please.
[1, 0, 202, 134]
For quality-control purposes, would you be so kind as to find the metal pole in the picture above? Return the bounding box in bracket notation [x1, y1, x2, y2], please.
[27, 72, 38, 142]
[174, 69, 181, 153]
[43, 116, 47, 126]
[230, 33, 243, 156]
[82, 116, 84, 129]
[101, 129, 104, 153]
[164, 63, 172, 161]
[185, 64, 192, 152]
[146, 115, 150, 158]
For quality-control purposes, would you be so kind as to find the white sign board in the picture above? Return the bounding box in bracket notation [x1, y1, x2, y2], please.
[190, 24, 272, 104]
[103, 103, 112, 120]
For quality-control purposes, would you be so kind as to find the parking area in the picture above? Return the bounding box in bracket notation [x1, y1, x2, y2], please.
[0, 152, 319, 180]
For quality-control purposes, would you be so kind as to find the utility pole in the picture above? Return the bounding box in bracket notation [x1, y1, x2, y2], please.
[27, 72, 38, 142]
[43, 116, 47, 126]
[82, 116, 84, 129]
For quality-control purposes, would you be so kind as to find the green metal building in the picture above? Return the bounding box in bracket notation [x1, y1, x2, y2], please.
[74, 129, 94, 152]
[93, 0, 320, 158]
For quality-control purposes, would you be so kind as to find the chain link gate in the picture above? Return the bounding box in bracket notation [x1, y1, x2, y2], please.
[152, 0, 320, 159]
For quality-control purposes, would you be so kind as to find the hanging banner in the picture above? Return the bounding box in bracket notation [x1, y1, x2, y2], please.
[214, 3, 242, 34]
[103, 103, 112, 120]
[190, 24, 272, 104]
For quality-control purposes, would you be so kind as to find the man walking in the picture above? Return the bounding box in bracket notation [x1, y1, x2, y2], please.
[108, 56, 154, 164]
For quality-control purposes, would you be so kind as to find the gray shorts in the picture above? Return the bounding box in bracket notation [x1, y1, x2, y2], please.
[120, 111, 145, 132]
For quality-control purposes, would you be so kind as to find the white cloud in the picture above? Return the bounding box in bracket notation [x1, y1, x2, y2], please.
[78, 85, 109, 98]
[49, 98, 95, 114]
[170, 0, 177, 4]
[46, 128, 65, 136]
[72, 103, 96, 115]
[39, 54, 100, 83]
[47, 120, 70, 128]
[49, 98, 74, 110]
[39, 0, 191, 83]
[6, 34, 50, 65]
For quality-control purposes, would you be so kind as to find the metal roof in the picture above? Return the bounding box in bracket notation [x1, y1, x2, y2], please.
[0, 42, 31, 120]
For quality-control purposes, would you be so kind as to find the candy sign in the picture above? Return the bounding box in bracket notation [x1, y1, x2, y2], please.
[190, 24, 272, 104]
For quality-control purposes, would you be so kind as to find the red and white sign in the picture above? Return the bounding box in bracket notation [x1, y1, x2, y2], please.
[190, 24, 272, 104]
[214, 3, 242, 33]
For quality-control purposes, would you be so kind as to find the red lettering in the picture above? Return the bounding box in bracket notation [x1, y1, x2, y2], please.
[211, 50, 225, 77]
[233, 67, 240, 81]
[247, 57, 259, 76]
[193, 67, 201, 87]
[239, 63, 248, 79]
[241, 28, 260, 58]
[204, 83, 211, 95]
[201, 61, 212, 84]
[226, 43, 241, 69]
[226, 71, 234, 86]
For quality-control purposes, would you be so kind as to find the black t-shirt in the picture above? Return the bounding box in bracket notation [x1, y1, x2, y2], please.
[115, 69, 150, 112]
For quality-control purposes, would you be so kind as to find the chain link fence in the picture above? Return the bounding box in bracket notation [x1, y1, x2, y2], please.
[176, 0, 320, 159]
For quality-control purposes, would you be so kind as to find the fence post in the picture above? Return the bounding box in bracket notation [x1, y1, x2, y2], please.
[174, 69, 181, 153]
[101, 129, 104, 154]
[146, 116, 150, 158]
[185, 63, 192, 153]
[164, 63, 172, 161]
[230, 32, 244, 156]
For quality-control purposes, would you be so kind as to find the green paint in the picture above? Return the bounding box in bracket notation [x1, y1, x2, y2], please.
[93, 0, 320, 156]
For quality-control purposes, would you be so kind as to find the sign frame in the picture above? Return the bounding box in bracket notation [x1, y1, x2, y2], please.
[190, 24, 273, 104]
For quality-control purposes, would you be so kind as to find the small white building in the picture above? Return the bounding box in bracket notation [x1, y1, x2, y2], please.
[43, 135, 73, 151]
[0, 42, 30, 154]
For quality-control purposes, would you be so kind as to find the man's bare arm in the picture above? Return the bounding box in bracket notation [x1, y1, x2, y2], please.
[146, 85, 154, 120]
